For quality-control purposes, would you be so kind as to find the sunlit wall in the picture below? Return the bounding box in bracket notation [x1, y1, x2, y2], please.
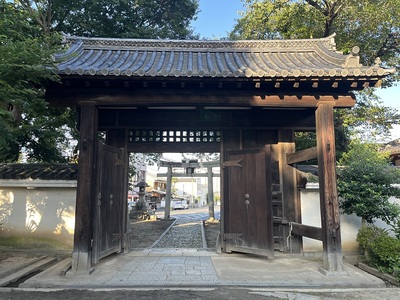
[0, 180, 76, 248]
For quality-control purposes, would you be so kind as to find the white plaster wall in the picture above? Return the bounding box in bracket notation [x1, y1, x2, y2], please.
[0, 180, 76, 248]
[2, 179, 398, 252]
[300, 183, 399, 254]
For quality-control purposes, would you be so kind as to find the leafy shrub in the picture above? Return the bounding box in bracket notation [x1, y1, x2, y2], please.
[356, 225, 387, 250]
[338, 142, 400, 226]
[357, 225, 400, 281]
[389, 217, 400, 239]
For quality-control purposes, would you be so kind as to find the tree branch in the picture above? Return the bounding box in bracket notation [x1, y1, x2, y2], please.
[306, 0, 324, 12]
[19, 0, 47, 34]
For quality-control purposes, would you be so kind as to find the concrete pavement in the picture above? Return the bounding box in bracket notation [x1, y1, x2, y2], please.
[3, 206, 399, 298]
[20, 249, 388, 289]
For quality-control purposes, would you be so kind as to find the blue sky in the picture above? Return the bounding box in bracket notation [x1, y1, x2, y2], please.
[191, 0, 244, 39]
[192, 0, 400, 139]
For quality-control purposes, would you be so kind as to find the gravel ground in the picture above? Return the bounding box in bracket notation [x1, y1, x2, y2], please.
[154, 219, 204, 248]
[129, 216, 221, 249]
[129, 219, 174, 249]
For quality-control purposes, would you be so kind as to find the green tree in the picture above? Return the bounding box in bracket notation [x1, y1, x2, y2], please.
[231, 0, 400, 143]
[20, 0, 199, 39]
[128, 152, 161, 186]
[337, 141, 400, 227]
[1, 1, 199, 162]
[0, 1, 67, 162]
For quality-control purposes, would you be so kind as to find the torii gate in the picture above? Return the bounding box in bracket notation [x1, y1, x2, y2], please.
[45, 34, 395, 274]
[157, 160, 220, 220]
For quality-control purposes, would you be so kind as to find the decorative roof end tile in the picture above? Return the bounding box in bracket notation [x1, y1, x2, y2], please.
[342, 46, 362, 68]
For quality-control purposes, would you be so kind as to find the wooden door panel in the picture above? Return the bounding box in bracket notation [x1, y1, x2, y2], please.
[224, 147, 274, 258]
[92, 142, 125, 264]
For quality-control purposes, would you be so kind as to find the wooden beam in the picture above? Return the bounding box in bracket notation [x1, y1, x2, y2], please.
[47, 90, 357, 108]
[127, 143, 221, 153]
[100, 109, 317, 132]
[374, 80, 382, 87]
[316, 101, 344, 272]
[290, 222, 322, 240]
[286, 146, 317, 165]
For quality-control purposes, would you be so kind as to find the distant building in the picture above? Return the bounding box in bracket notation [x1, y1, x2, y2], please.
[383, 138, 400, 166]
[150, 179, 166, 203]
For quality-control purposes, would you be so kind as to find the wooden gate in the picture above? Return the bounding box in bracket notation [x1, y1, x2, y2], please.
[224, 146, 274, 258]
[92, 142, 126, 264]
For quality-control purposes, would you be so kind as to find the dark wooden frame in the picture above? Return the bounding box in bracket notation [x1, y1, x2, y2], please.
[46, 36, 391, 274]
[66, 94, 345, 274]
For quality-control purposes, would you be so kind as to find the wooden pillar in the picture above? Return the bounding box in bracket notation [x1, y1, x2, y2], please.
[207, 166, 215, 220]
[164, 166, 172, 220]
[278, 129, 301, 253]
[316, 102, 344, 273]
[71, 101, 98, 273]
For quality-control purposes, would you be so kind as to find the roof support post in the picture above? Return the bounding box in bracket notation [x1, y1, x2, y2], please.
[315, 102, 344, 274]
[71, 101, 98, 274]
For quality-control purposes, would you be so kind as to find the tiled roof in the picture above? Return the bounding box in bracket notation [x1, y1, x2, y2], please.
[384, 138, 400, 155]
[0, 164, 78, 180]
[55, 34, 394, 81]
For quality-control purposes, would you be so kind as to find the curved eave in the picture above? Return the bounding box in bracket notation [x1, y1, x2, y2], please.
[55, 35, 395, 84]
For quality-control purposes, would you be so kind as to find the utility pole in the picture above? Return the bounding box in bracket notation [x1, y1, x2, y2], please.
[207, 166, 215, 220]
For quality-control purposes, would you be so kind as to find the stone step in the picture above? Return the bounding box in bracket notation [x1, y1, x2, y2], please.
[0, 256, 57, 287]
